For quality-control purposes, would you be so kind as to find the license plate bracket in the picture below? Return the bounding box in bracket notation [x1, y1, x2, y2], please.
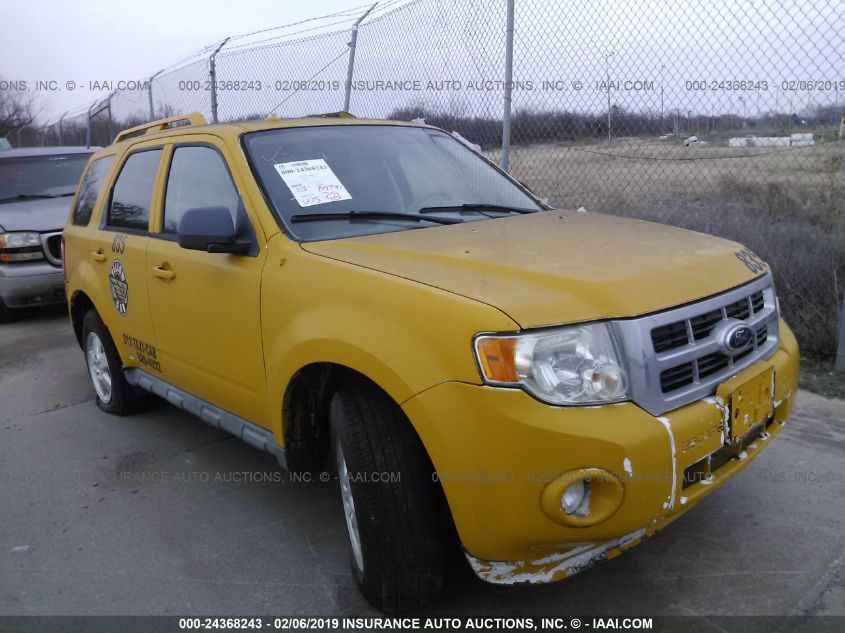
[716, 367, 775, 444]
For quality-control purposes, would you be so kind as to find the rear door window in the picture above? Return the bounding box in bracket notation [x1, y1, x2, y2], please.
[107, 150, 162, 231]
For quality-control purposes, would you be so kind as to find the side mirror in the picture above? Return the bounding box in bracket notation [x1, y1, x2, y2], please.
[177, 206, 250, 255]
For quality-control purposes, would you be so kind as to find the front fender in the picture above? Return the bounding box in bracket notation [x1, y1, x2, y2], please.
[261, 236, 518, 444]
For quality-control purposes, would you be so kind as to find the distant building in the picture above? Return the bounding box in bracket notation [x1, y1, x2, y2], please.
[728, 134, 813, 148]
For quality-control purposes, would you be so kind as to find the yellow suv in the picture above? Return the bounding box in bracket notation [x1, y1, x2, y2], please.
[63, 112, 799, 611]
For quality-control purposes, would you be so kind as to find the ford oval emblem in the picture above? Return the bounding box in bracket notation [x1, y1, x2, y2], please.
[724, 324, 753, 353]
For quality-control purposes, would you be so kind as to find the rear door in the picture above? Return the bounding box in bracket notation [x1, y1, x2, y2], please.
[145, 139, 268, 425]
[89, 146, 164, 371]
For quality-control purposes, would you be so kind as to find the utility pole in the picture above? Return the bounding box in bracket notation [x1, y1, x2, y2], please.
[343, 3, 378, 113]
[106, 92, 115, 142]
[501, 0, 515, 171]
[85, 103, 93, 147]
[58, 111, 67, 145]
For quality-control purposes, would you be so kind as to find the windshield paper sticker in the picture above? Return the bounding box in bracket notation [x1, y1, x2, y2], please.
[273, 159, 352, 207]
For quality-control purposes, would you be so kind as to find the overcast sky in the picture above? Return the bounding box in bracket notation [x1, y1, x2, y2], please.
[3, 0, 842, 124]
[0, 0, 367, 119]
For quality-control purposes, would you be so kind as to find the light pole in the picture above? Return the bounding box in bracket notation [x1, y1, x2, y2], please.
[660, 64, 665, 135]
[605, 51, 615, 145]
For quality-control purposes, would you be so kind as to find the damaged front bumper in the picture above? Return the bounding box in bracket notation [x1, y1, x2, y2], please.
[402, 319, 799, 585]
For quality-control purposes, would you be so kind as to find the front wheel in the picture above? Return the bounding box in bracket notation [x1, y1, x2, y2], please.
[330, 379, 446, 612]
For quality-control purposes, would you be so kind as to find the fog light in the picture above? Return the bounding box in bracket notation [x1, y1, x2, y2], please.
[561, 480, 588, 515]
[541, 468, 625, 527]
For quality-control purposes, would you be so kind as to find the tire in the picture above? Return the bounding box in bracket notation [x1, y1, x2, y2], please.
[81, 310, 148, 415]
[329, 379, 446, 612]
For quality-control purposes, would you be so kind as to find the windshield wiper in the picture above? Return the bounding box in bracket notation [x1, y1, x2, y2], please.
[290, 210, 464, 225]
[2, 193, 74, 202]
[417, 203, 538, 215]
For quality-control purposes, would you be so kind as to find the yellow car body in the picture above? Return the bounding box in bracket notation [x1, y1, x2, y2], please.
[63, 113, 799, 588]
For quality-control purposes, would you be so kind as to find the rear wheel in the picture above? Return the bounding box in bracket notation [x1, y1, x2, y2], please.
[329, 379, 446, 612]
[82, 310, 148, 415]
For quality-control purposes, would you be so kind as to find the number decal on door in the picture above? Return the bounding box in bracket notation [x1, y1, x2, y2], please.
[112, 233, 127, 254]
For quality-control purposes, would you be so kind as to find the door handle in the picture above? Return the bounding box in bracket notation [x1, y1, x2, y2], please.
[152, 265, 175, 280]
[92, 250, 106, 263]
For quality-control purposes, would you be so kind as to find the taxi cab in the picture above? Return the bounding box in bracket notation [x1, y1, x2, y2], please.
[63, 112, 799, 611]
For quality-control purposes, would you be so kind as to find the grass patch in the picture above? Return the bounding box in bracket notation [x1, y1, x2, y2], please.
[799, 358, 845, 400]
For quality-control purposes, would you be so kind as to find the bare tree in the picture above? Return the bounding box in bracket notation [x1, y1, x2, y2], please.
[0, 78, 39, 140]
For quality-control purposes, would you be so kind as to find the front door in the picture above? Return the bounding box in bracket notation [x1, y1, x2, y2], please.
[145, 142, 267, 426]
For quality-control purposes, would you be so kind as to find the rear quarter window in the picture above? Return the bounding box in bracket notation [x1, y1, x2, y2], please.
[72, 155, 116, 226]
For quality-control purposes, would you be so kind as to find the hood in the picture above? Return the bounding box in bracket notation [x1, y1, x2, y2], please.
[0, 196, 73, 233]
[301, 210, 763, 328]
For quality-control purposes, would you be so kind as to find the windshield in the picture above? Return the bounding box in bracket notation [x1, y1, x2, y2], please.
[243, 125, 542, 241]
[0, 153, 91, 203]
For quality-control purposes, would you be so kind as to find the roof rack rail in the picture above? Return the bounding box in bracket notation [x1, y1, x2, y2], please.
[305, 111, 356, 119]
[114, 112, 207, 144]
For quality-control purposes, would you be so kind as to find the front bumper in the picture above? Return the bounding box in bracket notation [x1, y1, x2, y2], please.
[401, 319, 799, 584]
[0, 261, 65, 308]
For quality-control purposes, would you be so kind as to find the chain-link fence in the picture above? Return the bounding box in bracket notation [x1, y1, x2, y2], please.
[30, 0, 845, 362]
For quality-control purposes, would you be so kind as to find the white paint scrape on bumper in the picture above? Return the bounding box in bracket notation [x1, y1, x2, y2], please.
[465, 528, 648, 585]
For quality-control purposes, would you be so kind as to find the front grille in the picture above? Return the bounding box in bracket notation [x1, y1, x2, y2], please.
[651, 290, 765, 353]
[613, 275, 779, 416]
[41, 231, 63, 267]
[657, 323, 768, 392]
[659, 362, 694, 392]
[651, 321, 688, 353]
[690, 309, 722, 341]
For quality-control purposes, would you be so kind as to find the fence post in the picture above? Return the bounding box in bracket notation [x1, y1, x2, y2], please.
[209, 38, 230, 124]
[836, 290, 845, 372]
[501, 0, 515, 172]
[605, 52, 614, 145]
[15, 126, 23, 148]
[148, 68, 164, 121]
[343, 3, 378, 113]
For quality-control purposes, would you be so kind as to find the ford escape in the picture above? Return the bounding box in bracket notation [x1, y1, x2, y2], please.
[63, 112, 799, 611]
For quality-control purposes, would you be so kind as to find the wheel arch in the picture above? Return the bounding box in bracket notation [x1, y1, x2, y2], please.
[69, 290, 97, 348]
[279, 361, 432, 474]
[281, 362, 388, 471]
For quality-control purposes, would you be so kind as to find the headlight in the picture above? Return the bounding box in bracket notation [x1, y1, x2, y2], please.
[474, 323, 629, 405]
[0, 232, 45, 262]
[0, 232, 42, 249]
